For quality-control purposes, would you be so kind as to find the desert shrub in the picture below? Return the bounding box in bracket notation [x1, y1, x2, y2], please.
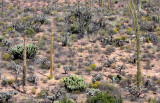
[7, 79, 14, 85]
[90, 64, 96, 69]
[89, 81, 100, 89]
[148, 98, 156, 103]
[33, 14, 47, 24]
[54, 97, 74, 103]
[2, 53, 11, 61]
[92, 73, 103, 83]
[126, 27, 134, 35]
[86, 92, 115, 103]
[24, 27, 36, 37]
[63, 65, 75, 74]
[61, 75, 86, 92]
[10, 44, 38, 59]
[31, 87, 37, 94]
[86, 67, 92, 75]
[104, 46, 116, 55]
[98, 81, 122, 102]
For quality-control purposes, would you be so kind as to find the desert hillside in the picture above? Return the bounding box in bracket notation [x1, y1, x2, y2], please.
[0, 0, 160, 103]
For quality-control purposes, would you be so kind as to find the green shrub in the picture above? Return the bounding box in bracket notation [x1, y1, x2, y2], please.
[61, 75, 86, 92]
[89, 81, 100, 89]
[90, 64, 96, 69]
[86, 92, 115, 103]
[24, 27, 36, 37]
[2, 53, 11, 61]
[54, 97, 74, 103]
[7, 79, 14, 85]
[86, 67, 92, 75]
[10, 44, 38, 59]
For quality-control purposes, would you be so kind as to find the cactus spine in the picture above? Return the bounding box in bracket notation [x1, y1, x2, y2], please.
[128, 0, 142, 91]
[50, 21, 53, 77]
[23, 34, 27, 93]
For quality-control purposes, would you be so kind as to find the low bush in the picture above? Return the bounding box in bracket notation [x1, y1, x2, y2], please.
[2, 53, 11, 61]
[86, 92, 115, 103]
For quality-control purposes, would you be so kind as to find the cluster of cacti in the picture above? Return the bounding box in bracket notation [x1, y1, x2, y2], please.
[61, 75, 86, 91]
[12, 20, 41, 33]
[101, 36, 125, 47]
[33, 14, 47, 24]
[0, 90, 18, 102]
[63, 65, 75, 74]
[9, 44, 38, 59]
[143, 34, 159, 44]
[86, 88, 100, 96]
[91, 73, 103, 83]
[27, 74, 39, 84]
[126, 85, 147, 97]
[116, 64, 127, 74]
[104, 57, 116, 67]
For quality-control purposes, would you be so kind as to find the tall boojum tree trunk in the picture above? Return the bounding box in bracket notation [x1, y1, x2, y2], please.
[50, 22, 53, 77]
[128, 0, 142, 91]
[23, 34, 27, 93]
